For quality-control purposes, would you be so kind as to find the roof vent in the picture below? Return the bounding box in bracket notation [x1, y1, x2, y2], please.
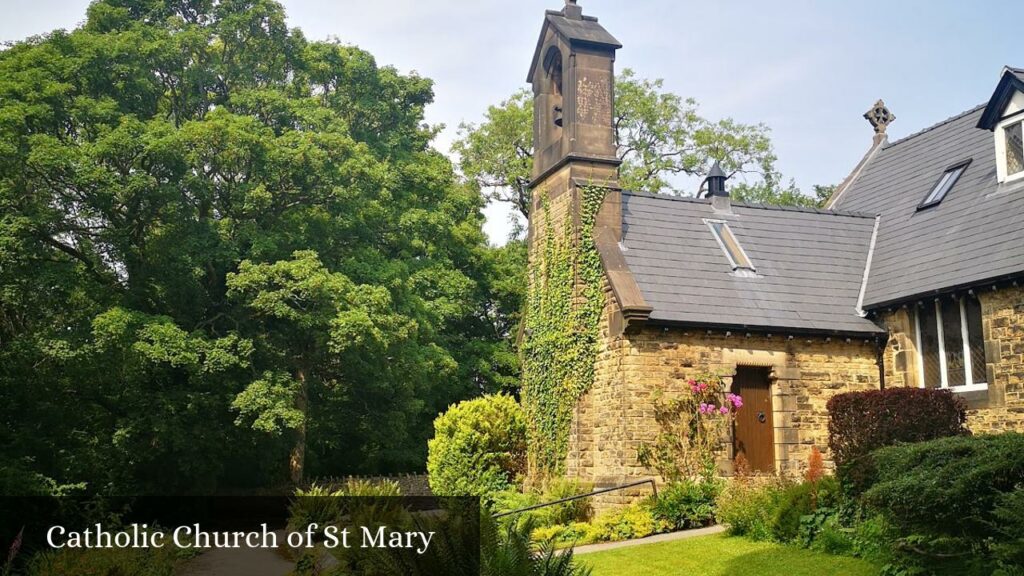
[704, 161, 731, 213]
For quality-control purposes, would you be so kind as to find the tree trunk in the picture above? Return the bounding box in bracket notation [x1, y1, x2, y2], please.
[289, 368, 308, 486]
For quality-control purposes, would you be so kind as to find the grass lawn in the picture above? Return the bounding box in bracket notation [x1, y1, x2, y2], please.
[581, 533, 879, 576]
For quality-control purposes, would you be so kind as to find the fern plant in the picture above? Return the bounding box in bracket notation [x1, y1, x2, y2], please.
[369, 509, 591, 576]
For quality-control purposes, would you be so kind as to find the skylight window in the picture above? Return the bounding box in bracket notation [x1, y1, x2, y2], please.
[705, 220, 754, 272]
[918, 160, 970, 210]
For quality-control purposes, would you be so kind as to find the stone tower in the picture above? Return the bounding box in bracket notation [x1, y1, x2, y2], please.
[526, 1, 622, 231]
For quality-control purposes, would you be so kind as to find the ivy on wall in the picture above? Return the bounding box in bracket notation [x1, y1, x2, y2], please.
[521, 185, 607, 479]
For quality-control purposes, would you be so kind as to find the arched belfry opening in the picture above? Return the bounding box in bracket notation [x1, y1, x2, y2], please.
[543, 47, 564, 127]
[526, 1, 622, 188]
[543, 46, 563, 96]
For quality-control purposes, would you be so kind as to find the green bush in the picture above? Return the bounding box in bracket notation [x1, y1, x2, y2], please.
[861, 433, 1024, 574]
[492, 478, 593, 535]
[530, 500, 662, 547]
[992, 486, 1024, 572]
[715, 478, 787, 541]
[804, 511, 854, 556]
[589, 503, 659, 542]
[771, 476, 840, 542]
[536, 478, 593, 526]
[288, 479, 405, 534]
[531, 522, 598, 546]
[649, 479, 722, 531]
[26, 544, 194, 576]
[427, 394, 526, 497]
[850, 514, 893, 561]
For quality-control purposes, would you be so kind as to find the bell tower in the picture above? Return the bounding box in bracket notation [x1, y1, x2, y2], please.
[527, 0, 622, 211]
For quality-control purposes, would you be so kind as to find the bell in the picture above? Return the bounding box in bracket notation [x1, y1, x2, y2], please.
[553, 105, 563, 128]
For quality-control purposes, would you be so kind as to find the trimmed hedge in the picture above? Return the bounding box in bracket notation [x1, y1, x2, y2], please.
[826, 387, 968, 471]
[427, 394, 526, 497]
[860, 433, 1024, 574]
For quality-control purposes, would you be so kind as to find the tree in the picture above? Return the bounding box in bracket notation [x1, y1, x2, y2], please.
[731, 182, 835, 208]
[454, 68, 814, 225]
[0, 0, 516, 492]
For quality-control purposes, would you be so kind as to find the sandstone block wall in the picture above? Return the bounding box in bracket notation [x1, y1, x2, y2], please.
[877, 286, 1024, 433]
[567, 287, 881, 511]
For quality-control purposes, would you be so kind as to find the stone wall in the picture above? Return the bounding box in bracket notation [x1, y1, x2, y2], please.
[567, 288, 881, 511]
[876, 286, 1024, 433]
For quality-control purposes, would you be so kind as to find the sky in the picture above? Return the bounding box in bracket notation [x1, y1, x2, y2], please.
[2, 0, 1022, 244]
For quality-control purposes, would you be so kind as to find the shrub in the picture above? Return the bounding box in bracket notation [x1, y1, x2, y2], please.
[715, 478, 787, 541]
[589, 503, 659, 542]
[801, 509, 854, 556]
[530, 522, 598, 546]
[860, 433, 1024, 574]
[485, 515, 593, 576]
[771, 476, 840, 542]
[991, 486, 1024, 572]
[536, 478, 593, 526]
[636, 373, 742, 482]
[648, 479, 722, 531]
[850, 514, 893, 561]
[26, 545, 193, 576]
[826, 387, 967, 474]
[288, 479, 407, 535]
[529, 501, 660, 547]
[492, 478, 593, 532]
[427, 394, 527, 498]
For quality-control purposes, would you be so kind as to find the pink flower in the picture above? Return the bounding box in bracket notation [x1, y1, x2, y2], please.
[727, 393, 744, 409]
[720, 406, 729, 415]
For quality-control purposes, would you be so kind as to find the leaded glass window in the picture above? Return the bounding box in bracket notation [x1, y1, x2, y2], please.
[914, 295, 987, 391]
[1006, 121, 1024, 177]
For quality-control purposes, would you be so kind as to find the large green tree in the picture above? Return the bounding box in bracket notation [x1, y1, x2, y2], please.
[454, 68, 823, 227]
[0, 0, 517, 492]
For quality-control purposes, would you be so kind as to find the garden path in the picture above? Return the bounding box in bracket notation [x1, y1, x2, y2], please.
[571, 524, 726, 555]
[176, 530, 294, 576]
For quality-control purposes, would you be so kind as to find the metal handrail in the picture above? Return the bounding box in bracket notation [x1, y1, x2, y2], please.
[492, 479, 658, 519]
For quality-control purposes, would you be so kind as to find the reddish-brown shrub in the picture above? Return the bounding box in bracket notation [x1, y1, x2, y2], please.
[805, 446, 824, 485]
[826, 387, 968, 471]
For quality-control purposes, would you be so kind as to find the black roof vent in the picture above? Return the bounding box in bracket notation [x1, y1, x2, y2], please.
[705, 161, 728, 197]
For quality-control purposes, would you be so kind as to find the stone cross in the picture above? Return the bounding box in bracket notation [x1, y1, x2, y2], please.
[863, 99, 896, 135]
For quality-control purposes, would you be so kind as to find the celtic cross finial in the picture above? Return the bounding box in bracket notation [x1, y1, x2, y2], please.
[864, 99, 895, 135]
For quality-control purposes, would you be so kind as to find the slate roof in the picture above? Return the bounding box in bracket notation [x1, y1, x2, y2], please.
[527, 10, 621, 82]
[831, 105, 1024, 308]
[620, 192, 883, 335]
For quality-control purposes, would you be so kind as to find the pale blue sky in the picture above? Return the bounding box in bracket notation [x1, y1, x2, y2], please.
[2, 0, 1021, 243]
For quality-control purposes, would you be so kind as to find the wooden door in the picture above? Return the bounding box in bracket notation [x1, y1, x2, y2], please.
[732, 366, 775, 473]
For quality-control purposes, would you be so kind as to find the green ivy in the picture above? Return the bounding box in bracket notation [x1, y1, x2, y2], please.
[521, 185, 606, 478]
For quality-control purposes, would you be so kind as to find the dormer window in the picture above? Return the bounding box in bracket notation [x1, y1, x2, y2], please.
[918, 160, 970, 210]
[705, 219, 755, 273]
[976, 67, 1024, 182]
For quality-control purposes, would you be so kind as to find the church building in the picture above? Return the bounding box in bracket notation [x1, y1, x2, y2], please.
[523, 1, 1024, 500]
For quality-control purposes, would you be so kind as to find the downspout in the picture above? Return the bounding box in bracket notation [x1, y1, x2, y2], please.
[876, 335, 886, 390]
